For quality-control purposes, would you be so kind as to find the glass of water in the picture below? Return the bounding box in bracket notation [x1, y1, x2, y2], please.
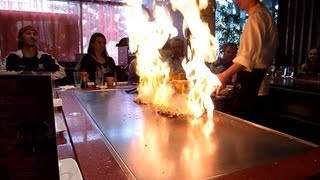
[95, 71, 104, 86]
[286, 66, 294, 78]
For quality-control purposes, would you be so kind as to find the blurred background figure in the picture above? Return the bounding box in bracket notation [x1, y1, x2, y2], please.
[166, 37, 186, 80]
[0, 51, 5, 73]
[77, 32, 116, 83]
[211, 43, 238, 110]
[210, 43, 238, 74]
[300, 46, 320, 78]
[127, 58, 139, 85]
[5, 25, 66, 80]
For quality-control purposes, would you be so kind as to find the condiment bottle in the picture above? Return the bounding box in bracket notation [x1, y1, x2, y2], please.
[80, 72, 88, 88]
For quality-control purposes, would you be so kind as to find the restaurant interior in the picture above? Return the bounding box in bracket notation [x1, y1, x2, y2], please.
[0, 0, 319, 179]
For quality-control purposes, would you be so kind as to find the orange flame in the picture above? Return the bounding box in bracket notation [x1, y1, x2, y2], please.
[125, 0, 221, 134]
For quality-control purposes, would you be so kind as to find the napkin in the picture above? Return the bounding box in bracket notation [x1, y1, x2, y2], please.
[58, 85, 76, 90]
[55, 116, 67, 133]
[58, 158, 83, 180]
[53, 98, 63, 107]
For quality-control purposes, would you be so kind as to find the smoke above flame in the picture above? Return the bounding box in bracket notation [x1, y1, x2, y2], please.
[125, 0, 221, 132]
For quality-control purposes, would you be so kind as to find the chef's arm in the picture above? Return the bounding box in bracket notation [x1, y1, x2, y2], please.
[217, 62, 244, 85]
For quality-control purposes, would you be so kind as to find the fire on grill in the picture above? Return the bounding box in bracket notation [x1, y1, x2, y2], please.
[125, 0, 221, 133]
[133, 81, 189, 118]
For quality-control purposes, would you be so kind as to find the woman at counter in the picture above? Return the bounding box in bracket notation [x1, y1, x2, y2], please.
[300, 46, 320, 79]
[77, 33, 116, 83]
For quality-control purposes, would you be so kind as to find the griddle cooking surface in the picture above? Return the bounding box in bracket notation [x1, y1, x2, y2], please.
[74, 90, 316, 179]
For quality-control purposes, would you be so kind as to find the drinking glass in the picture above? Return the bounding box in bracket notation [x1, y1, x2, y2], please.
[95, 71, 104, 86]
[286, 66, 294, 78]
[281, 66, 287, 78]
[73, 72, 81, 88]
[281, 66, 294, 78]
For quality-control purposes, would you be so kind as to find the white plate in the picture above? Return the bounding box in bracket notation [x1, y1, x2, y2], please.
[58, 158, 83, 180]
[55, 116, 67, 133]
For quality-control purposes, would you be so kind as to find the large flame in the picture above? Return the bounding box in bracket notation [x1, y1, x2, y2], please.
[125, 0, 221, 134]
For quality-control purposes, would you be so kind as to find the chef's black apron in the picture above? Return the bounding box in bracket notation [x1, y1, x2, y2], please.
[231, 69, 267, 119]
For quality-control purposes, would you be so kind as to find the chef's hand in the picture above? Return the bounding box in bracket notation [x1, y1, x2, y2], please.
[211, 73, 226, 96]
[217, 72, 227, 85]
[218, 63, 244, 84]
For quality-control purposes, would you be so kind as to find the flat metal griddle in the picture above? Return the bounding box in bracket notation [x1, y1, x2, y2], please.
[74, 90, 317, 180]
